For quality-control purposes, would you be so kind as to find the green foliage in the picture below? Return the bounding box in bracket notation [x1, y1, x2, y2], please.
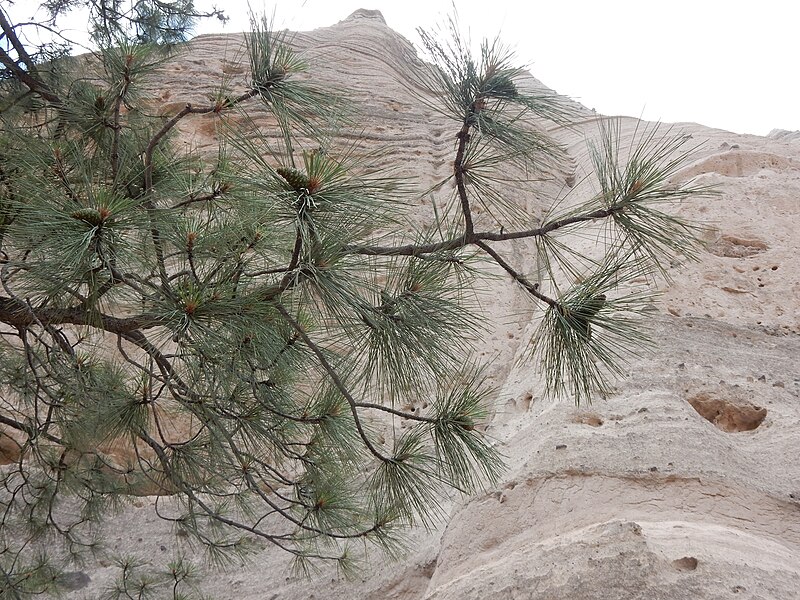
[101, 556, 210, 600]
[0, 2, 712, 596]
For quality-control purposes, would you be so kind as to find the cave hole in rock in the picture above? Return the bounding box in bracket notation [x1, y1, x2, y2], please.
[686, 392, 766, 432]
[707, 234, 768, 258]
[671, 556, 699, 572]
[571, 412, 604, 427]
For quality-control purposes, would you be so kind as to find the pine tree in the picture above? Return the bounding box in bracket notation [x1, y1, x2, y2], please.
[0, 4, 711, 596]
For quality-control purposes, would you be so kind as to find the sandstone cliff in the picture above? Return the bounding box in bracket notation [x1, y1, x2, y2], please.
[62, 9, 800, 599]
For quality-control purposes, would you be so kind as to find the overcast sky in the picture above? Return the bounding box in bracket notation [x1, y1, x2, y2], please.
[198, 0, 800, 136]
[8, 1, 798, 136]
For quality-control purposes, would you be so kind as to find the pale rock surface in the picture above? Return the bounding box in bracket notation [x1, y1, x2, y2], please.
[65, 9, 800, 599]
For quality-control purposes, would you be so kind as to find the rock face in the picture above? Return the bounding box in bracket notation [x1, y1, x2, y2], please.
[65, 9, 800, 599]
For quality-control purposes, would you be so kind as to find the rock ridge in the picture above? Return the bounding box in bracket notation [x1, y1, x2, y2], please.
[56, 12, 800, 600]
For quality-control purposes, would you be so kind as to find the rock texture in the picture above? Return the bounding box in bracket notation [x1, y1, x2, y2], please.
[65, 10, 800, 599]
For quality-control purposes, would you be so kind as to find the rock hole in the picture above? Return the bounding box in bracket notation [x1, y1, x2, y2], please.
[56, 571, 91, 591]
[571, 412, 604, 427]
[707, 234, 768, 258]
[686, 392, 766, 432]
[420, 559, 437, 579]
[0, 429, 23, 465]
[672, 556, 699, 571]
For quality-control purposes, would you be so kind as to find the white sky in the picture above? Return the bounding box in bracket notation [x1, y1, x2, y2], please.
[7, 1, 799, 136]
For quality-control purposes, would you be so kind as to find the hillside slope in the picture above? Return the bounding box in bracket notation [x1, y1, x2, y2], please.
[64, 9, 800, 599]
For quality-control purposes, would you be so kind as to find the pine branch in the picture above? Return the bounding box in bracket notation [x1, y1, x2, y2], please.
[109, 56, 133, 182]
[0, 9, 61, 103]
[0, 4, 711, 579]
[0, 296, 163, 333]
[454, 124, 475, 235]
[344, 205, 620, 256]
[474, 240, 557, 306]
[274, 302, 391, 463]
[352, 401, 436, 424]
[0, 413, 63, 445]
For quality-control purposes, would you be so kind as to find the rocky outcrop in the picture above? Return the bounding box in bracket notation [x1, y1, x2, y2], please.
[64, 10, 800, 599]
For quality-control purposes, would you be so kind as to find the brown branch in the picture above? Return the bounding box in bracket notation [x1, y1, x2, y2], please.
[346, 235, 467, 257]
[274, 302, 392, 463]
[119, 329, 200, 407]
[18, 328, 64, 421]
[141, 89, 259, 286]
[143, 89, 261, 187]
[0, 55, 61, 103]
[0, 413, 63, 445]
[278, 231, 303, 289]
[454, 123, 474, 235]
[51, 148, 82, 204]
[0, 17, 60, 104]
[137, 427, 382, 556]
[144, 105, 211, 192]
[172, 185, 227, 209]
[353, 401, 436, 423]
[142, 103, 221, 285]
[109, 55, 134, 181]
[0, 9, 36, 73]
[478, 206, 618, 242]
[474, 240, 559, 307]
[0, 296, 164, 333]
[346, 205, 619, 257]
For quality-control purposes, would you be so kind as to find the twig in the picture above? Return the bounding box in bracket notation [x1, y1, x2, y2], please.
[475, 240, 558, 307]
[274, 302, 392, 462]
